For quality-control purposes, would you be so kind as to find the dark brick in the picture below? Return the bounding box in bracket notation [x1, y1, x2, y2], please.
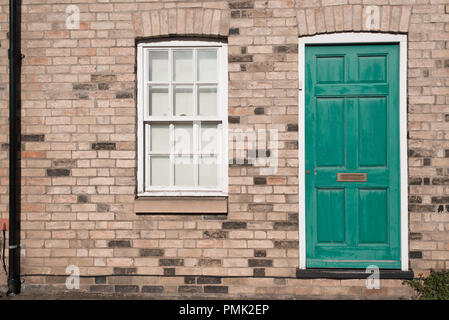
[222, 221, 247, 229]
[432, 178, 449, 185]
[228, 116, 240, 124]
[97, 204, 110, 212]
[446, 114, 449, 121]
[203, 230, 227, 239]
[254, 250, 266, 257]
[204, 286, 228, 294]
[423, 158, 431, 166]
[164, 268, 175, 276]
[254, 107, 264, 115]
[116, 91, 133, 99]
[445, 150, 449, 158]
[431, 196, 449, 203]
[90, 285, 113, 293]
[254, 177, 267, 185]
[98, 83, 109, 90]
[184, 276, 196, 284]
[240, 64, 247, 71]
[274, 240, 298, 249]
[91, 74, 116, 82]
[248, 259, 272, 267]
[46, 169, 70, 177]
[113, 267, 136, 274]
[108, 240, 131, 248]
[287, 124, 298, 131]
[274, 44, 298, 53]
[92, 142, 116, 150]
[197, 277, 221, 284]
[229, 55, 253, 63]
[253, 268, 265, 277]
[438, 205, 444, 213]
[1, 143, 8, 151]
[409, 177, 422, 185]
[409, 196, 422, 204]
[203, 214, 227, 220]
[229, 28, 239, 35]
[248, 204, 273, 212]
[424, 178, 430, 185]
[288, 213, 298, 222]
[274, 221, 298, 230]
[77, 195, 89, 203]
[241, 47, 247, 54]
[73, 83, 96, 90]
[94, 276, 107, 284]
[159, 258, 184, 266]
[409, 232, 422, 240]
[178, 286, 202, 293]
[53, 159, 76, 168]
[198, 259, 221, 266]
[408, 205, 436, 212]
[22, 134, 44, 142]
[229, 1, 254, 9]
[410, 251, 423, 259]
[140, 249, 164, 256]
[231, 10, 241, 18]
[409, 149, 434, 158]
[142, 285, 164, 293]
[115, 285, 139, 293]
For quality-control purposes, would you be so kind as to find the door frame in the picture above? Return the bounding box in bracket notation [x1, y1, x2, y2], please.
[298, 33, 408, 271]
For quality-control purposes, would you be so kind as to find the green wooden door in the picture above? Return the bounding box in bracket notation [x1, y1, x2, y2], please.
[305, 44, 401, 269]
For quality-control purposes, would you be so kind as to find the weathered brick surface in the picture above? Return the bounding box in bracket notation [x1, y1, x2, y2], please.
[0, 0, 447, 298]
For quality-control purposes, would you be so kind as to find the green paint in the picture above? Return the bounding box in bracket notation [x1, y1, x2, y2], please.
[305, 44, 400, 269]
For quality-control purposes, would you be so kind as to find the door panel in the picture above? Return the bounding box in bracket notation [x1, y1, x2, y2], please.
[305, 44, 400, 269]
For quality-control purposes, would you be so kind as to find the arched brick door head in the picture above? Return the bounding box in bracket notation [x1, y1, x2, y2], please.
[297, 5, 412, 36]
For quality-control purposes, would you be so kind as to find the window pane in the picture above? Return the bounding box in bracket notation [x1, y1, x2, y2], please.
[174, 124, 193, 155]
[197, 50, 217, 82]
[173, 50, 193, 82]
[174, 86, 193, 116]
[149, 86, 169, 116]
[148, 50, 168, 82]
[174, 156, 194, 186]
[150, 125, 169, 153]
[200, 123, 218, 154]
[199, 156, 217, 186]
[198, 86, 217, 116]
[151, 156, 170, 186]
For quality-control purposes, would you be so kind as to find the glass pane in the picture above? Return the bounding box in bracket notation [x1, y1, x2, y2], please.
[174, 156, 194, 186]
[199, 157, 217, 186]
[150, 125, 169, 153]
[197, 50, 217, 82]
[198, 86, 217, 116]
[173, 50, 193, 82]
[174, 86, 193, 116]
[200, 123, 218, 154]
[149, 86, 169, 116]
[150, 156, 170, 186]
[148, 50, 168, 82]
[174, 124, 193, 155]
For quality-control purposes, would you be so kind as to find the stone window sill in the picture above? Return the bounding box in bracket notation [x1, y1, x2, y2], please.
[296, 268, 414, 279]
[134, 196, 228, 214]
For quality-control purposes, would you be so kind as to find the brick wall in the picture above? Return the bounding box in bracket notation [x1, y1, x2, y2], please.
[0, 0, 447, 298]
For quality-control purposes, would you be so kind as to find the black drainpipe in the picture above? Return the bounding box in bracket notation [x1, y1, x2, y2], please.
[7, 0, 22, 295]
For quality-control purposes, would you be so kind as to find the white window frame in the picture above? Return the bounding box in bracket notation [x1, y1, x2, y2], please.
[298, 33, 408, 271]
[137, 40, 228, 197]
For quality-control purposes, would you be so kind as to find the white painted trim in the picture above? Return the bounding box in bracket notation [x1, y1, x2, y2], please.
[137, 40, 228, 197]
[297, 33, 408, 271]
